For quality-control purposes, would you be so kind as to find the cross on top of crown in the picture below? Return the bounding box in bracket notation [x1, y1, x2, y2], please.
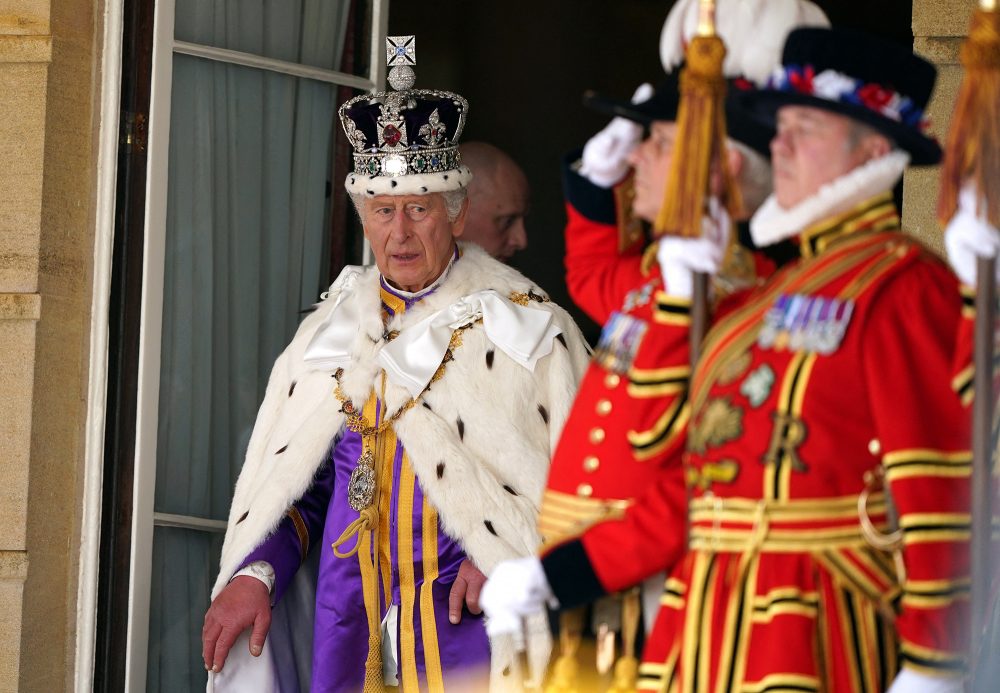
[385, 35, 417, 91]
[387, 36, 416, 67]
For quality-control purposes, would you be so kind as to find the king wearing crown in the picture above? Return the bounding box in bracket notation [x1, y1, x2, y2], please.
[202, 36, 590, 692]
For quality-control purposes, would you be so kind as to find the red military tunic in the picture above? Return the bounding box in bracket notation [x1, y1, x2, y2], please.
[540, 163, 783, 550]
[539, 169, 689, 547]
[542, 193, 972, 692]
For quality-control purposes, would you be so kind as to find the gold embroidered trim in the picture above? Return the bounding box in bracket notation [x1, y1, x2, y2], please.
[333, 321, 478, 433]
[741, 673, 820, 693]
[509, 289, 549, 306]
[798, 193, 897, 259]
[538, 489, 632, 547]
[627, 398, 690, 460]
[286, 507, 310, 562]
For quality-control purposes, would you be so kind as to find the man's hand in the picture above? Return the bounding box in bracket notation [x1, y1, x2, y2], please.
[448, 559, 486, 624]
[578, 83, 654, 188]
[480, 557, 556, 644]
[202, 575, 272, 673]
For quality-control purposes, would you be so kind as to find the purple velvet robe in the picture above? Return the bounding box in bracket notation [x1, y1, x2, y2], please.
[240, 275, 491, 692]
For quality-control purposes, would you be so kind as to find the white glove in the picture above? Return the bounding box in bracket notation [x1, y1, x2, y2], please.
[886, 667, 964, 693]
[480, 557, 557, 646]
[578, 83, 654, 188]
[656, 199, 731, 299]
[944, 183, 1000, 287]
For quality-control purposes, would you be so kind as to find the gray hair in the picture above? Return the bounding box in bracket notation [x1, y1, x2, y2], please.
[846, 120, 895, 152]
[349, 188, 468, 223]
[729, 140, 772, 215]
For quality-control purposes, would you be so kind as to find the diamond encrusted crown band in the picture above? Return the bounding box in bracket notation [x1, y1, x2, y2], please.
[350, 146, 463, 178]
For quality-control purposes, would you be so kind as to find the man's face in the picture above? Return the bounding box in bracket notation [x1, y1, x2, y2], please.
[770, 106, 874, 209]
[628, 121, 678, 223]
[362, 193, 466, 293]
[462, 160, 530, 261]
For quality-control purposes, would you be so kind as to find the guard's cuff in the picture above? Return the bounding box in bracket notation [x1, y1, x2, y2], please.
[562, 149, 617, 225]
[540, 539, 607, 610]
[952, 363, 974, 407]
[653, 292, 693, 325]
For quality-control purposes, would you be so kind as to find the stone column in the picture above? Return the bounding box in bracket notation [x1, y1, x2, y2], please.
[0, 0, 50, 688]
[1, 0, 103, 689]
[904, 0, 975, 251]
[19, 0, 101, 687]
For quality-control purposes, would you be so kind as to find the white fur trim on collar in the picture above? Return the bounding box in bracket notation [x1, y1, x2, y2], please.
[749, 149, 909, 247]
[345, 164, 473, 197]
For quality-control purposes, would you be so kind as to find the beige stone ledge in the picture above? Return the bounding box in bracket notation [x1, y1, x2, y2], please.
[0, 34, 50, 63]
[0, 4, 49, 35]
[913, 36, 964, 66]
[0, 550, 28, 581]
[0, 292, 40, 320]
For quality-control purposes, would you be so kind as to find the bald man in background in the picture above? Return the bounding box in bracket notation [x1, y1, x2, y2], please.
[460, 141, 530, 261]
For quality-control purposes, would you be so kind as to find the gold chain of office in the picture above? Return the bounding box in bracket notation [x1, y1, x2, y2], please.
[334, 291, 546, 512]
[332, 290, 547, 436]
[331, 318, 482, 436]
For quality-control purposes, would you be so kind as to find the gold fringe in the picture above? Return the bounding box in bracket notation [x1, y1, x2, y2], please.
[938, 7, 1000, 229]
[654, 34, 743, 239]
[606, 589, 642, 693]
[545, 609, 585, 692]
[606, 656, 639, 693]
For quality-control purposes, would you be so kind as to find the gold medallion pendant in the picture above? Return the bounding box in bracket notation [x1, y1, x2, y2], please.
[334, 367, 416, 512]
[333, 316, 473, 512]
[348, 447, 377, 511]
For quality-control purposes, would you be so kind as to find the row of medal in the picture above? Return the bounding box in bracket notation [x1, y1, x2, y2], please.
[757, 293, 855, 355]
[595, 288, 854, 377]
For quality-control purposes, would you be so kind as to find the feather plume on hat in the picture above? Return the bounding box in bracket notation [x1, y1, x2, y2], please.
[659, 0, 829, 85]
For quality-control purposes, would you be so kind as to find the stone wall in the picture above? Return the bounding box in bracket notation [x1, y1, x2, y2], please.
[21, 0, 102, 686]
[0, 0, 50, 687]
[0, 0, 103, 690]
[904, 0, 975, 251]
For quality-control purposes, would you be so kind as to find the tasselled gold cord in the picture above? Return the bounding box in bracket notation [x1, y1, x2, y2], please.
[545, 609, 584, 692]
[606, 589, 642, 693]
[330, 373, 389, 691]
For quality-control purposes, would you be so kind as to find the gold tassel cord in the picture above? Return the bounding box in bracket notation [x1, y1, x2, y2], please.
[545, 609, 585, 693]
[937, 3, 1000, 228]
[653, 33, 743, 240]
[331, 506, 384, 691]
[331, 505, 378, 558]
[606, 589, 641, 693]
[649, 0, 740, 366]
